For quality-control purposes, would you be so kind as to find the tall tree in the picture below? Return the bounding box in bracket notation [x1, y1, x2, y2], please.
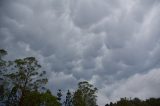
[64, 90, 73, 106]
[73, 81, 98, 106]
[57, 89, 62, 106]
[4, 57, 48, 106]
[0, 49, 8, 102]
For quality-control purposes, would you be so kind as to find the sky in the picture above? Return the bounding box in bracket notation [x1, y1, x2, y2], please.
[0, 0, 160, 105]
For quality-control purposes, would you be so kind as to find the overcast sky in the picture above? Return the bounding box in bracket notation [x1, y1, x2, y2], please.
[1, 0, 160, 105]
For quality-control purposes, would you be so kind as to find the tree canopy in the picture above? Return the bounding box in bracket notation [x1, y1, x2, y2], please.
[105, 97, 160, 106]
[0, 49, 60, 106]
[73, 81, 98, 106]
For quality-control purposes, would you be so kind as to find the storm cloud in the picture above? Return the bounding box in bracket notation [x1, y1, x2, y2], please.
[1, 0, 160, 105]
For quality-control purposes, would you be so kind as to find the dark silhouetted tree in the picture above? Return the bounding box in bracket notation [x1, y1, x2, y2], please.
[57, 89, 63, 105]
[64, 90, 73, 106]
[105, 97, 160, 106]
[0, 49, 8, 102]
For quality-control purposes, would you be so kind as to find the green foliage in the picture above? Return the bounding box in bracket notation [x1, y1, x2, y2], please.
[23, 89, 60, 106]
[73, 89, 85, 106]
[5, 57, 48, 91]
[41, 90, 60, 106]
[0, 49, 8, 102]
[0, 49, 7, 59]
[0, 49, 7, 74]
[0, 49, 59, 106]
[5, 57, 48, 106]
[146, 98, 160, 106]
[7, 86, 19, 106]
[105, 97, 160, 106]
[73, 81, 98, 106]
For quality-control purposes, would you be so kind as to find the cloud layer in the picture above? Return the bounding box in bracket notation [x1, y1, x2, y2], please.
[1, 0, 160, 105]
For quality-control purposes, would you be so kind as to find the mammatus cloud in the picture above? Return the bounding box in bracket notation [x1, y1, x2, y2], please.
[1, 0, 160, 105]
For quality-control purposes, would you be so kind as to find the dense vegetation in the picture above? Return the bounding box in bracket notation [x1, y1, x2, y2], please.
[105, 97, 160, 106]
[0, 49, 160, 106]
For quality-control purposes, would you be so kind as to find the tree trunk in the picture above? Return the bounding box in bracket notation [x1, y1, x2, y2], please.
[19, 90, 25, 106]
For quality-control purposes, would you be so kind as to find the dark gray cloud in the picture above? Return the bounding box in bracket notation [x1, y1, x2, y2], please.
[1, 0, 160, 105]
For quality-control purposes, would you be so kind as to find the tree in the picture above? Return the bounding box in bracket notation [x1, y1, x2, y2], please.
[40, 89, 60, 106]
[105, 104, 110, 106]
[7, 86, 19, 106]
[0, 49, 7, 76]
[72, 89, 85, 106]
[57, 89, 62, 105]
[0, 49, 8, 102]
[4, 57, 48, 106]
[64, 90, 73, 106]
[146, 98, 160, 106]
[23, 89, 60, 106]
[72, 81, 98, 106]
[0, 49, 7, 60]
[0, 49, 60, 106]
[105, 97, 160, 106]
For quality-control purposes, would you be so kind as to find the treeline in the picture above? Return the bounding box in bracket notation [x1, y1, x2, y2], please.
[105, 97, 160, 106]
[0, 49, 98, 106]
[1, 49, 160, 106]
